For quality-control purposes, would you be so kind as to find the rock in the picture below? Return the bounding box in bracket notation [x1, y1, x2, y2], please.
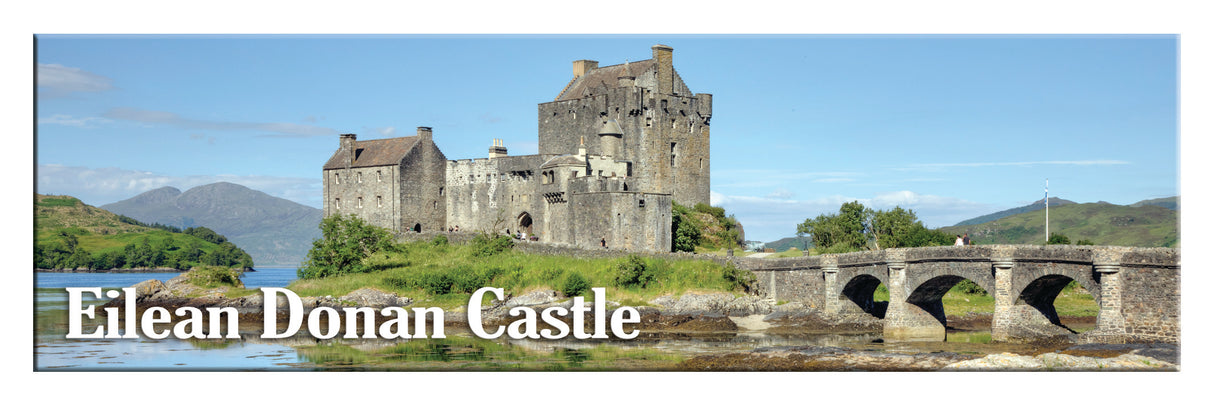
[503, 289, 564, 307]
[651, 292, 771, 316]
[339, 287, 412, 308]
[130, 279, 168, 301]
[943, 352, 1177, 370]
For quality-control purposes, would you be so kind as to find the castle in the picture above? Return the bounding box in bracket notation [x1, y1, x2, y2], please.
[322, 45, 712, 252]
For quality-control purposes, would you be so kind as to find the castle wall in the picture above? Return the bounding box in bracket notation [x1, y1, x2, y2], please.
[398, 135, 447, 233]
[323, 165, 402, 232]
[444, 154, 544, 234]
[567, 191, 671, 252]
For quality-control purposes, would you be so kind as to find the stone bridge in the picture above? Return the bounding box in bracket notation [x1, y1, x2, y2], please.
[735, 245, 1179, 344]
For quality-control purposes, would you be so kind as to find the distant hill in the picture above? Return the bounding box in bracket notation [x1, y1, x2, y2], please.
[1130, 196, 1178, 211]
[763, 236, 810, 252]
[34, 194, 252, 270]
[102, 182, 322, 267]
[953, 197, 1077, 227]
[939, 201, 1177, 248]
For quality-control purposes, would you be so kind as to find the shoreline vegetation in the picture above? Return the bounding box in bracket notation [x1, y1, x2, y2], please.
[34, 194, 255, 272]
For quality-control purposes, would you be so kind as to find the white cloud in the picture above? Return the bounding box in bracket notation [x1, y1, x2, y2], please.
[37, 63, 114, 97]
[37, 114, 112, 128]
[900, 160, 1131, 171]
[765, 188, 794, 199]
[103, 107, 338, 138]
[36, 164, 322, 208]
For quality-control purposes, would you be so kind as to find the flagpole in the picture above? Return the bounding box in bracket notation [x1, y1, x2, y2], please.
[1045, 178, 1049, 243]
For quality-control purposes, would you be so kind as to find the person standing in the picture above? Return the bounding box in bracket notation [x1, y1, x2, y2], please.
[955, 235, 964, 246]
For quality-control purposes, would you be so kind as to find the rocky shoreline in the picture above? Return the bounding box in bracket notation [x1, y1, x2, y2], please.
[38, 267, 255, 273]
[103, 271, 1175, 371]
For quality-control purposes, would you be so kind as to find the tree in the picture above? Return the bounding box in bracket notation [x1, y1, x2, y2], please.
[797, 201, 954, 253]
[298, 214, 395, 279]
[1047, 233, 1071, 245]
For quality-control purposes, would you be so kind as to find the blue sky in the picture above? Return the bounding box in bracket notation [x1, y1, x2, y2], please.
[35, 35, 1178, 242]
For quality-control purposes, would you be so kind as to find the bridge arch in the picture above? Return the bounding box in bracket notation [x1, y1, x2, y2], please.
[829, 266, 890, 319]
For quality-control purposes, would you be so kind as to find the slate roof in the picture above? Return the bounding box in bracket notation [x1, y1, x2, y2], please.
[556, 59, 656, 101]
[322, 136, 419, 170]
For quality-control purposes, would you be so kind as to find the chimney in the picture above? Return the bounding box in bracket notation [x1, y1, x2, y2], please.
[489, 138, 508, 159]
[652, 44, 673, 95]
[573, 59, 599, 78]
[417, 126, 432, 142]
[339, 133, 357, 168]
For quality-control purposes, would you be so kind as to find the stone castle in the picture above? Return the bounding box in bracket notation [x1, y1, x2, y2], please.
[322, 45, 711, 252]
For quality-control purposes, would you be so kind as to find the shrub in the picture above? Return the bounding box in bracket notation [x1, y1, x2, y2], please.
[613, 255, 658, 288]
[1047, 232, 1071, 245]
[298, 214, 395, 279]
[185, 266, 244, 289]
[471, 233, 514, 257]
[721, 263, 756, 292]
[430, 235, 449, 246]
[953, 279, 988, 295]
[563, 272, 591, 297]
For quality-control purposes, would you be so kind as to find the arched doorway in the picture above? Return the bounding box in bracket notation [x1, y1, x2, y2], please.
[413, 223, 422, 233]
[517, 212, 533, 236]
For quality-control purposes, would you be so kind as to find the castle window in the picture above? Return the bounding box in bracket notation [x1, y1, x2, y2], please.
[377, 196, 382, 208]
[638, 199, 646, 207]
[335, 173, 340, 184]
[439, 187, 444, 196]
[357, 172, 362, 183]
[335, 198, 341, 209]
[377, 171, 382, 182]
[670, 142, 678, 168]
[357, 197, 362, 208]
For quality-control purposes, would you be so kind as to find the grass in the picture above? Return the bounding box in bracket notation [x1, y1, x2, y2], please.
[287, 240, 747, 310]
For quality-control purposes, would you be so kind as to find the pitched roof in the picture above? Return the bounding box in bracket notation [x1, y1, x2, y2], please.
[556, 59, 656, 101]
[322, 136, 420, 170]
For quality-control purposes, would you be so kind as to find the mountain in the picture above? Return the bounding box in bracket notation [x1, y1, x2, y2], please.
[102, 182, 322, 267]
[939, 201, 1177, 248]
[1130, 196, 1178, 211]
[35, 194, 252, 270]
[953, 197, 1077, 227]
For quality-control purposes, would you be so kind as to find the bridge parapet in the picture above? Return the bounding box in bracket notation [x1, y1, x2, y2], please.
[747, 245, 1179, 344]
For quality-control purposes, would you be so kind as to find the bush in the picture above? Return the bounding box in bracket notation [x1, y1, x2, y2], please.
[298, 214, 395, 279]
[430, 235, 449, 246]
[1047, 233, 1071, 245]
[185, 266, 244, 289]
[953, 279, 988, 295]
[721, 263, 756, 292]
[471, 233, 514, 257]
[613, 255, 659, 288]
[563, 272, 591, 297]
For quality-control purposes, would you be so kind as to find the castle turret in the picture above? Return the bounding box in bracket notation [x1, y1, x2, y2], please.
[598, 119, 623, 158]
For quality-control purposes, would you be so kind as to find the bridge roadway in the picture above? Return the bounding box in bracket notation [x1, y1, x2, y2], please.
[736, 245, 1179, 343]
